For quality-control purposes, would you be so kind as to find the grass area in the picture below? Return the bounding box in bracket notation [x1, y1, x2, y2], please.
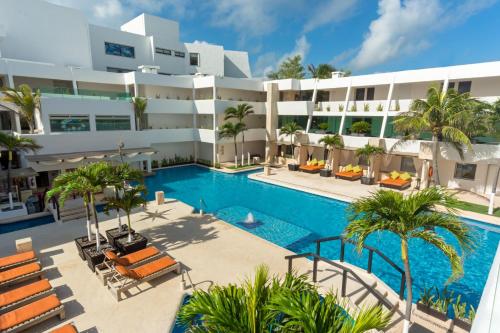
[225, 164, 260, 171]
[450, 200, 500, 218]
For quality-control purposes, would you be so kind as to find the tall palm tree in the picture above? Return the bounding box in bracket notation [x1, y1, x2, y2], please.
[280, 122, 303, 161]
[1, 84, 41, 134]
[355, 144, 384, 178]
[318, 134, 344, 170]
[224, 103, 254, 163]
[393, 86, 477, 185]
[104, 163, 144, 231]
[345, 188, 475, 333]
[0, 132, 41, 208]
[132, 97, 147, 131]
[178, 264, 390, 332]
[308, 63, 335, 79]
[104, 185, 147, 242]
[218, 121, 246, 166]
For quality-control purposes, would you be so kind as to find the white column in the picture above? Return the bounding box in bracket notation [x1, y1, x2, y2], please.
[380, 80, 395, 138]
[146, 158, 152, 173]
[338, 80, 352, 135]
[4, 63, 21, 133]
[69, 67, 79, 96]
[488, 165, 499, 215]
[442, 76, 449, 92]
[192, 88, 198, 161]
[306, 79, 318, 133]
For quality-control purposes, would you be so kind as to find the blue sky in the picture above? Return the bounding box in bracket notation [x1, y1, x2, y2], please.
[48, 0, 500, 77]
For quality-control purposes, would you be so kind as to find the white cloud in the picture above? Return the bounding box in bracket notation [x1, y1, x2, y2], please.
[93, 0, 123, 19]
[350, 0, 498, 70]
[303, 0, 359, 33]
[279, 36, 310, 64]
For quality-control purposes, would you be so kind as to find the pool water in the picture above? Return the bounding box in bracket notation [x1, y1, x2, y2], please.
[0, 214, 55, 234]
[145, 165, 500, 308]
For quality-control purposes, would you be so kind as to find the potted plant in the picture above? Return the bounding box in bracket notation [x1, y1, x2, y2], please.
[319, 134, 343, 173]
[395, 99, 400, 111]
[83, 243, 114, 272]
[364, 103, 370, 112]
[350, 104, 357, 112]
[75, 234, 107, 261]
[115, 233, 148, 254]
[350, 121, 371, 136]
[280, 122, 303, 169]
[416, 287, 450, 322]
[355, 144, 384, 185]
[326, 106, 331, 112]
[105, 225, 135, 248]
[317, 122, 329, 134]
[376, 103, 383, 112]
[338, 104, 344, 112]
[452, 295, 474, 331]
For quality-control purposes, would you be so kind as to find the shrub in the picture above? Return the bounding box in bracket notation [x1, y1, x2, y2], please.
[376, 103, 383, 112]
[338, 104, 344, 112]
[351, 121, 371, 134]
[364, 103, 370, 112]
[350, 103, 357, 112]
[318, 122, 329, 131]
[395, 100, 400, 111]
[151, 160, 159, 169]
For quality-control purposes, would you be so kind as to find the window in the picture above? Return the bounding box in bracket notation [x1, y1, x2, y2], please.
[447, 82, 455, 90]
[355, 88, 365, 101]
[50, 115, 90, 132]
[189, 53, 200, 66]
[400, 156, 416, 173]
[155, 47, 171, 56]
[105, 42, 135, 58]
[454, 163, 476, 180]
[95, 116, 131, 131]
[366, 87, 375, 101]
[106, 67, 134, 73]
[458, 81, 472, 94]
[174, 51, 185, 58]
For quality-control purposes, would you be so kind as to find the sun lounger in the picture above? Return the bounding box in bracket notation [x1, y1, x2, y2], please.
[0, 279, 54, 314]
[0, 263, 43, 289]
[50, 323, 78, 333]
[379, 177, 411, 190]
[108, 256, 181, 301]
[96, 246, 162, 286]
[299, 165, 324, 173]
[334, 170, 363, 181]
[0, 252, 37, 272]
[0, 294, 65, 333]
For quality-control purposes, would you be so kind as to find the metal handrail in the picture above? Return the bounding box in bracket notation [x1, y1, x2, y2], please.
[285, 252, 394, 310]
[314, 235, 406, 300]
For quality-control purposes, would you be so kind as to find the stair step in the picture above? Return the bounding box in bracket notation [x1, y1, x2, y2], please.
[354, 281, 377, 305]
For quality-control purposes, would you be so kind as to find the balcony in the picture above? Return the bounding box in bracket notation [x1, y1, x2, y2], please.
[277, 101, 313, 116]
[39, 87, 131, 101]
[215, 128, 266, 144]
[214, 100, 265, 115]
[346, 100, 387, 113]
[315, 101, 345, 113]
[146, 99, 193, 114]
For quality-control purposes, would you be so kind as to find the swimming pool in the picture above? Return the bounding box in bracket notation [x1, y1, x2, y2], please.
[0, 214, 55, 234]
[145, 165, 500, 308]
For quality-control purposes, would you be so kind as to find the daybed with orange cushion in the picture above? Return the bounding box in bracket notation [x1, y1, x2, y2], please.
[0, 279, 54, 314]
[0, 263, 43, 289]
[108, 255, 181, 301]
[0, 294, 65, 333]
[380, 171, 412, 190]
[50, 323, 78, 333]
[335, 164, 363, 181]
[96, 246, 162, 286]
[0, 251, 37, 271]
[299, 159, 325, 173]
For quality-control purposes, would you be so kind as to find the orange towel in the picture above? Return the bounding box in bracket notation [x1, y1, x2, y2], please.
[105, 246, 160, 266]
[0, 294, 61, 330]
[51, 323, 78, 333]
[0, 263, 41, 284]
[0, 251, 36, 269]
[0, 279, 51, 308]
[116, 256, 177, 280]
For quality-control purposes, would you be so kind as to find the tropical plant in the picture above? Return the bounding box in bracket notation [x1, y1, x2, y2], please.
[0, 132, 41, 207]
[1, 84, 41, 133]
[319, 134, 344, 170]
[224, 103, 254, 162]
[280, 122, 303, 160]
[345, 187, 475, 333]
[350, 121, 371, 135]
[377, 103, 383, 112]
[392, 86, 480, 185]
[104, 185, 147, 242]
[132, 97, 148, 131]
[318, 122, 329, 131]
[178, 265, 390, 333]
[218, 121, 246, 165]
[267, 55, 305, 80]
[364, 103, 370, 112]
[395, 100, 401, 111]
[308, 63, 335, 79]
[338, 104, 344, 112]
[355, 144, 384, 178]
[418, 287, 435, 307]
[350, 103, 357, 112]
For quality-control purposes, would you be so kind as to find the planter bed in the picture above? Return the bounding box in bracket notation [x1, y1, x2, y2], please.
[288, 164, 299, 171]
[74, 234, 107, 261]
[115, 233, 148, 255]
[83, 244, 114, 272]
[360, 176, 375, 185]
[105, 226, 135, 248]
[319, 169, 332, 177]
[453, 317, 472, 331]
[416, 302, 448, 322]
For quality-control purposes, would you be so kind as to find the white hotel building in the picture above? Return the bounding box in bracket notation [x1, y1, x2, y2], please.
[0, 0, 499, 215]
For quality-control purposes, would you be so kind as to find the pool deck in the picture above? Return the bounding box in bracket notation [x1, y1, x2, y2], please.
[249, 167, 500, 226]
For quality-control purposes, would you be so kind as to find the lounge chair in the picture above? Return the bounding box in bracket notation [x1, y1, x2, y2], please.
[50, 323, 78, 333]
[108, 256, 181, 301]
[0, 252, 37, 271]
[379, 171, 412, 190]
[96, 246, 162, 286]
[0, 263, 43, 289]
[335, 165, 363, 181]
[0, 294, 65, 333]
[0, 279, 54, 314]
[299, 159, 325, 174]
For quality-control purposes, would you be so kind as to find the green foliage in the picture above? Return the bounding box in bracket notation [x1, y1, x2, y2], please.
[376, 103, 383, 112]
[319, 134, 343, 150]
[154, 155, 194, 168]
[267, 55, 305, 80]
[318, 122, 329, 131]
[432, 287, 455, 313]
[351, 121, 371, 134]
[308, 63, 334, 79]
[1, 84, 41, 133]
[338, 104, 344, 112]
[355, 144, 384, 166]
[132, 97, 148, 130]
[418, 287, 435, 307]
[350, 104, 357, 112]
[364, 103, 370, 112]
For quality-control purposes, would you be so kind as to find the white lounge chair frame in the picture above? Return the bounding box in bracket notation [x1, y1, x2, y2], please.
[0, 303, 65, 333]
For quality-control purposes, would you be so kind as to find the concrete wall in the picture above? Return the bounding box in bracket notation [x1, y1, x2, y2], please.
[224, 51, 252, 78]
[151, 142, 194, 163]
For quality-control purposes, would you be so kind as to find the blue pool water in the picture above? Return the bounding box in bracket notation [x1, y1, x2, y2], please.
[145, 165, 500, 308]
[0, 214, 55, 234]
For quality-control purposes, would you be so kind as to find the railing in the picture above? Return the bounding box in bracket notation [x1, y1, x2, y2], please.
[50, 196, 60, 221]
[285, 252, 394, 309]
[314, 235, 406, 300]
[38, 87, 131, 100]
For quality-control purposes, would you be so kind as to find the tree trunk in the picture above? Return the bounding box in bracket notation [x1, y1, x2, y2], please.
[127, 214, 132, 243]
[84, 199, 92, 241]
[7, 150, 12, 195]
[401, 239, 413, 333]
[432, 134, 440, 186]
[115, 191, 122, 231]
[234, 138, 238, 166]
[90, 194, 101, 251]
[242, 132, 245, 165]
[136, 117, 141, 131]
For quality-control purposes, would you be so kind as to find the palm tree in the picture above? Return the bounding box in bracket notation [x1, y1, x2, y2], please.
[1, 84, 41, 134]
[345, 188, 475, 333]
[218, 121, 246, 166]
[355, 144, 384, 179]
[178, 264, 390, 332]
[318, 134, 344, 170]
[0, 132, 41, 208]
[393, 86, 477, 185]
[280, 122, 303, 162]
[132, 97, 147, 131]
[104, 185, 147, 242]
[224, 103, 254, 163]
[308, 63, 335, 79]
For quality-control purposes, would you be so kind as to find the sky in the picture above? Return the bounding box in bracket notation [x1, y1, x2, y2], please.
[46, 0, 500, 78]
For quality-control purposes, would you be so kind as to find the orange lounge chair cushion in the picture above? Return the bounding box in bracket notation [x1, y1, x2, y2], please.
[0, 294, 61, 330]
[0, 251, 36, 269]
[51, 323, 78, 333]
[380, 177, 410, 187]
[335, 171, 362, 178]
[299, 165, 323, 171]
[0, 263, 41, 284]
[105, 246, 160, 266]
[0, 279, 51, 308]
[115, 256, 177, 280]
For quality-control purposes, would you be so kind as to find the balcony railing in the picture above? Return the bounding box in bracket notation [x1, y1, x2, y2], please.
[38, 87, 132, 101]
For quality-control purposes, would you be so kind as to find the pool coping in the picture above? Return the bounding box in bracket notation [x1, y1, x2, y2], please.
[248, 172, 500, 227]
